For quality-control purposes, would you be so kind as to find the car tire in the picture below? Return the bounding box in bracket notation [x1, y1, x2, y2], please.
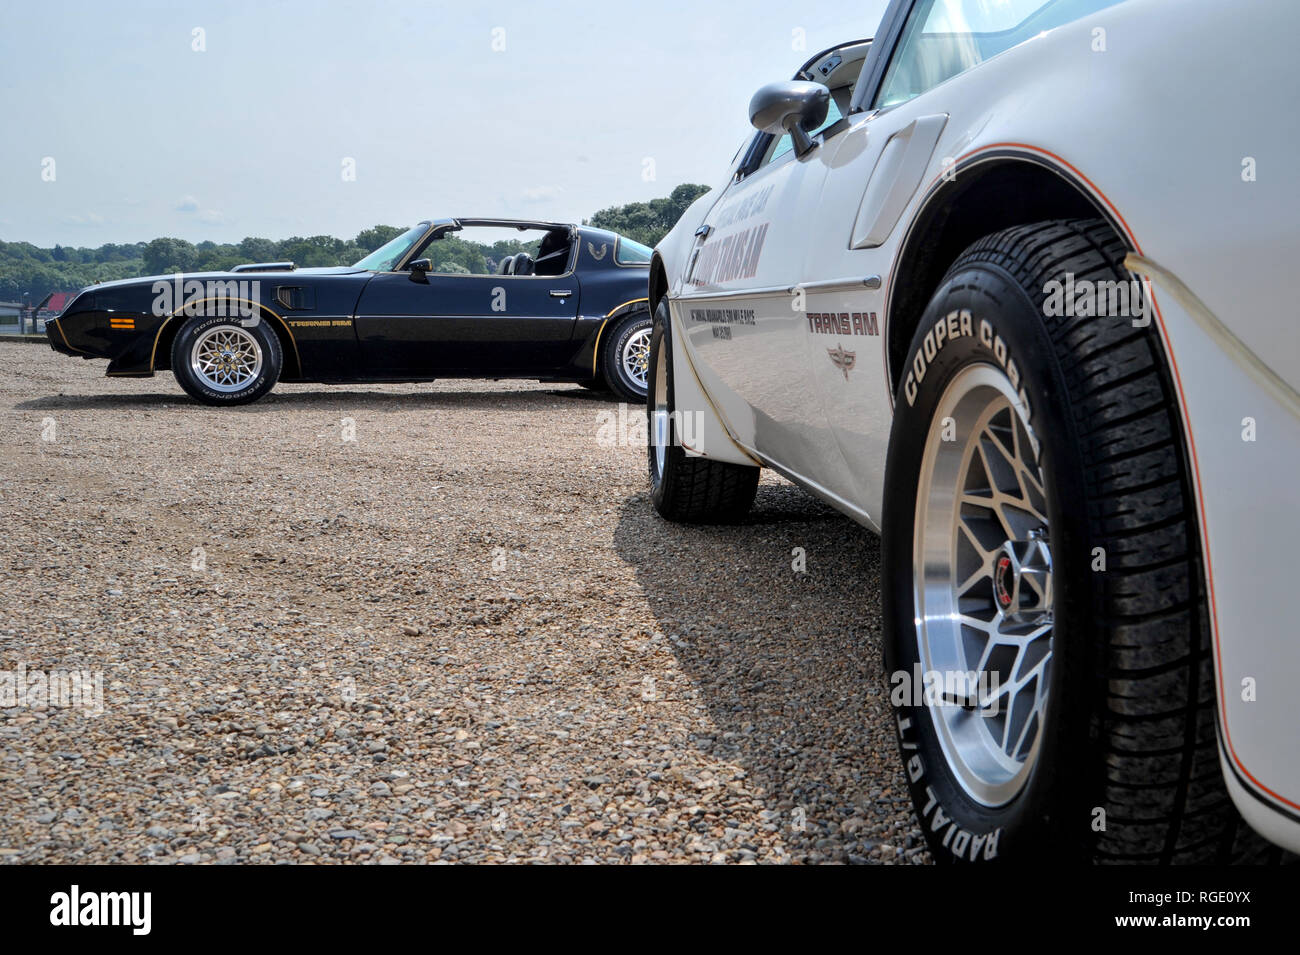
[881, 218, 1269, 863]
[601, 309, 653, 401]
[646, 299, 759, 524]
[171, 313, 282, 406]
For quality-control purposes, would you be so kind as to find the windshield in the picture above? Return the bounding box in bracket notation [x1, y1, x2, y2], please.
[353, 224, 427, 271]
[875, 0, 1126, 109]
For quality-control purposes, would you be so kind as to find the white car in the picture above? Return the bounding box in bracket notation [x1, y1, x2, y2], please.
[647, 0, 1299, 863]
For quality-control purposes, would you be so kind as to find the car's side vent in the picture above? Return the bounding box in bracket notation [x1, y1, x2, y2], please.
[275, 286, 315, 310]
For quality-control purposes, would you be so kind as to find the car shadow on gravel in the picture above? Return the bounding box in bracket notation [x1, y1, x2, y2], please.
[544, 388, 622, 402]
[612, 482, 928, 864]
[14, 386, 599, 412]
[13, 393, 186, 410]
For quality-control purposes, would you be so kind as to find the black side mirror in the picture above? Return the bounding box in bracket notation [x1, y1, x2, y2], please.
[408, 258, 431, 281]
[749, 80, 831, 157]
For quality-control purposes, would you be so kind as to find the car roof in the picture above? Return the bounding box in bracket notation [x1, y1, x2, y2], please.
[447, 217, 574, 232]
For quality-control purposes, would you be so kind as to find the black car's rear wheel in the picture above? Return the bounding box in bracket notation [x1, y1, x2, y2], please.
[601, 309, 653, 401]
[171, 314, 281, 406]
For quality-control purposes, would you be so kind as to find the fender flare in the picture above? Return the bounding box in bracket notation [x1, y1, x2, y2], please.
[590, 297, 650, 377]
[150, 297, 301, 376]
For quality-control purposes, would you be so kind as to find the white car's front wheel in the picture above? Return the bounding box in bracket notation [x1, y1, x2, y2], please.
[882, 219, 1274, 863]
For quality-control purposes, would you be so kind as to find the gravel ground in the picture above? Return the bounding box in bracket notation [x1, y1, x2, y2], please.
[0, 342, 925, 864]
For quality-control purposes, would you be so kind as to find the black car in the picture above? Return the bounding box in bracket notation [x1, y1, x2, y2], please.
[46, 218, 654, 404]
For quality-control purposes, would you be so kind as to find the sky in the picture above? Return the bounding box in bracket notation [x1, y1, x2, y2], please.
[0, 0, 890, 248]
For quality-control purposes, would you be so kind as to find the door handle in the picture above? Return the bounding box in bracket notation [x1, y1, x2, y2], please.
[549, 289, 573, 298]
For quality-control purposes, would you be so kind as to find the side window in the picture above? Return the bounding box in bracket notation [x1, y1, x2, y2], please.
[614, 237, 652, 266]
[415, 227, 570, 276]
[874, 0, 1125, 110]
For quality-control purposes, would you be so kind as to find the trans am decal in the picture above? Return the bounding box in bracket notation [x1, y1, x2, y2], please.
[806, 311, 879, 336]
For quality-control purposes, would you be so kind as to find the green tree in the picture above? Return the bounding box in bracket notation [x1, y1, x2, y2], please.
[355, 225, 406, 252]
[585, 183, 711, 247]
[143, 237, 199, 275]
[238, 237, 278, 263]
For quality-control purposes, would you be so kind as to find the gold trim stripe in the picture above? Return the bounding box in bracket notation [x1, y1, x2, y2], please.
[54, 319, 89, 354]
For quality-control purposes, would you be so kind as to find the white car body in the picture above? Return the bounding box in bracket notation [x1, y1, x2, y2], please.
[652, 0, 1300, 852]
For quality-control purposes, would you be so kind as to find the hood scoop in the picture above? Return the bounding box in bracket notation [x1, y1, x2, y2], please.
[230, 261, 296, 273]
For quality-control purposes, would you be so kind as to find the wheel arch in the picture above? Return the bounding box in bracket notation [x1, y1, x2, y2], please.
[648, 253, 670, 315]
[151, 302, 301, 379]
[604, 297, 650, 323]
[885, 152, 1130, 399]
[592, 297, 651, 376]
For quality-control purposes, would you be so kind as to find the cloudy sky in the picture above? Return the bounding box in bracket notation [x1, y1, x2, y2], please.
[1, 0, 889, 247]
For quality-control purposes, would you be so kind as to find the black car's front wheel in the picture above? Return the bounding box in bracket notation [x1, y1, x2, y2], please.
[171, 314, 282, 406]
[601, 309, 653, 401]
[882, 219, 1266, 863]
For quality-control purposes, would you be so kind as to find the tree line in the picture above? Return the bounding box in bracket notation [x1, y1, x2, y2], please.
[0, 184, 710, 303]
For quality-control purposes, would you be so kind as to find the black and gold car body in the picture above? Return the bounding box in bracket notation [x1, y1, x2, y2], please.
[46, 218, 654, 403]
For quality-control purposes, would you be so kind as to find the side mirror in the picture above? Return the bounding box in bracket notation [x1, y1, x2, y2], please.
[749, 80, 831, 157]
[408, 258, 431, 281]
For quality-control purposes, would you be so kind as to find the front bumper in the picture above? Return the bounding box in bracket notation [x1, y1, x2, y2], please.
[45, 318, 75, 356]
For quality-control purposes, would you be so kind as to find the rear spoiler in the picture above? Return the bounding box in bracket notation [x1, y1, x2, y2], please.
[230, 261, 296, 273]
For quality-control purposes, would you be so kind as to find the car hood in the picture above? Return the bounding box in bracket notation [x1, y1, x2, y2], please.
[77, 266, 371, 295]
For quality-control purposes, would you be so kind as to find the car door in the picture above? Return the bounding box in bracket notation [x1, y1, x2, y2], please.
[670, 41, 869, 505]
[681, 9, 971, 525]
[796, 0, 1099, 524]
[787, 4, 957, 525]
[354, 271, 580, 376]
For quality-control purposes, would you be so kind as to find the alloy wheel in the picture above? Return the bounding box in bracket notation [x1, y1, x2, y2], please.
[912, 363, 1054, 807]
[191, 325, 263, 393]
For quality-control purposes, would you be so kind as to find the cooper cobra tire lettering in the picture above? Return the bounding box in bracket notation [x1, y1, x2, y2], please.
[903, 308, 1028, 416]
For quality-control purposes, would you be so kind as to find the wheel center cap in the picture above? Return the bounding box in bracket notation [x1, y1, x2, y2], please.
[993, 531, 1053, 622]
[994, 554, 1014, 608]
